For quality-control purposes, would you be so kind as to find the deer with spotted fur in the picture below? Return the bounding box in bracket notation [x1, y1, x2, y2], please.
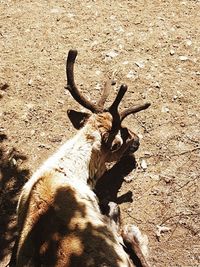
[11, 50, 150, 267]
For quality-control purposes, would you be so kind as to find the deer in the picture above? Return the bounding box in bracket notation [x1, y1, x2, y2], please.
[11, 50, 150, 267]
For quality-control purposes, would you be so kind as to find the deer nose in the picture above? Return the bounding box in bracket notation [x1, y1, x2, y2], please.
[134, 136, 140, 147]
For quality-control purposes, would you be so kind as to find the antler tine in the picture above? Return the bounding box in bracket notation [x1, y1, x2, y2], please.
[120, 102, 151, 122]
[66, 49, 100, 113]
[108, 84, 128, 113]
[97, 79, 112, 109]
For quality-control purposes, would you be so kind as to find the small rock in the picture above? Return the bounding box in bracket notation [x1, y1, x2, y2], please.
[156, 225, 171, 240]
[114, 26, 124, 33]
[126, 70, 136, 79]
[127, 207, 132, 212]
[180, 122, 185, 127]
[11, 158, 17, 166]
[151, 189, 160, 195]
[179, 55, 188, 61]
[161, 106, 170, 113]
[105, 50, 119, 59]
[141, 159, 147, 170]
[28, 79, 33, 86]
[155, 82, 160, 88]
[170, 49, 175, 55]
[185, 39, 192, 46]
[144, 151, 151, 156]
[135, 60, 145, 68]
[30, 130, 36, 136]
[124, 176, 133, 183]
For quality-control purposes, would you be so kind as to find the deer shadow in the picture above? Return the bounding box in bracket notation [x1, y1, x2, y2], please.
[0, 134, 29, 265]
[95, 154, 137, 213]
[95, 155, 147, 267]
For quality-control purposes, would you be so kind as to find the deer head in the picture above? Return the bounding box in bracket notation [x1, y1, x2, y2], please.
[65, 49, 150, 161]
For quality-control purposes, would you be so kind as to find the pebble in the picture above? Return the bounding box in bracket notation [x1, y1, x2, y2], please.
[105, 50, 119, 59]
[124, 176, 133, 183]
[30, 130, 36, 136]
[126, 70, 136, 79]
[179, 55, 188, 61]
[155, 82, 160, 88]
[170, 49, 175, 55]
[135, 60, 145, 68]
[28, 79, 33, 86]
[11, 158, 17, 166]
[180, 122, 186, 127]
[156, 225, 171, 239]
[141, 159, 147, 170]
[185, 39, 192, 46]
[114, 26, 124, 33]
[161, 106, 170, 113]
[151, 189, 160, 195]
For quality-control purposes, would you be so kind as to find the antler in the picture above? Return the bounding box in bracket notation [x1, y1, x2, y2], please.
[66, 50, 151, 119]
[97, 79, 112, 109]
[120, 102, 151, 122]
[108, 84, 127, 113]
[66, 49, 101, 113]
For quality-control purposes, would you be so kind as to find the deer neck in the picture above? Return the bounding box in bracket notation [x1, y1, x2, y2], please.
[55, 124, 103, 185]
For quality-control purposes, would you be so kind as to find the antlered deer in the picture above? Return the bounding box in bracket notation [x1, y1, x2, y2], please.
[13, 50, 150, 267]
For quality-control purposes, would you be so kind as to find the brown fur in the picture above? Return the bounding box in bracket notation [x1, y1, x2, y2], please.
[16, 171, 130, 267]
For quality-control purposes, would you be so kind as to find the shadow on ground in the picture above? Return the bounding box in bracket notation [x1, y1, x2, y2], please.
[95, 154, 136, 214]
[96, 154, 146, 267]
[0, 134, 29, 265]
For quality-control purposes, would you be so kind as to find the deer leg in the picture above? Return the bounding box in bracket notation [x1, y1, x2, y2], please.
[122, 224, 150, 267]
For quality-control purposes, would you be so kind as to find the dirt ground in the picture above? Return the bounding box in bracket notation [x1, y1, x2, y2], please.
[0, 0, 200, 266]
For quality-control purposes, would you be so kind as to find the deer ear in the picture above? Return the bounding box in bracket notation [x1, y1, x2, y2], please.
[67, 109, 90, 129]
